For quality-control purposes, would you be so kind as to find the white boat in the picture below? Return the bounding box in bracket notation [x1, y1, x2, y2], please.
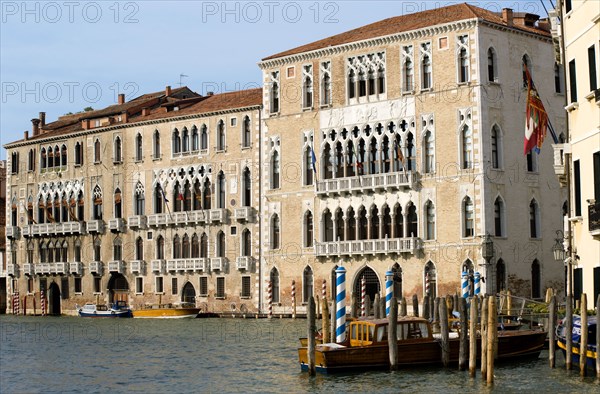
[77, 301, 133, 318]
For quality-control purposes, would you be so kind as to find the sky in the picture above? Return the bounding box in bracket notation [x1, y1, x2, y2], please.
[0, 0, 556, 160]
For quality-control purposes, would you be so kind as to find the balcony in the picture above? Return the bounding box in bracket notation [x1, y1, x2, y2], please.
[34, 263, 50, 275]
[148, 213, 170, 227]
[89, 261, 103, 275]
[6, 226, 20, 239]
[7, 264, 18, 277]
[87, 220, 105, 234]
[22, 225, 33, 237]
[29, 222, 84, 236]
[589, 200, 600, 238]
[315, 237, 422, 257]
[130, 260, 145, 275]
[108, 260, 125, 274]
[234, 207, 255, 223]
[69, 262, 83, 276]
[61, 221, 85, 234]
[108, 218, 126, 233]
[209, 209, 227, 223]
[166, 259, 186, 272]
[52, 262, 67, 275]
[210, 257, 228, 272]
[552, 143, 568, 187]
[198, 258, 209, 272]
[236, 256, 255, 271]
[23, 263, 34, 276]
[316, 171, 417, 197]
[128, 215, 147, 230]
[151, 259, 165, 274]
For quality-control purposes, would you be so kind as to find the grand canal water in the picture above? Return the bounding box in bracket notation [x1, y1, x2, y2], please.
[0, 315, 597, 393]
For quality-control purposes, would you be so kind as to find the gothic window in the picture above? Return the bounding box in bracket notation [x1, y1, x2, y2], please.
[463, 196, 474, 237]
[114, 136, 122, 163]
[271, 214, 280, 249]
[134, 182, 145, 216]
[191, 126, 199, 151]
[529, 199, 540, 238]
[156, 235, 164, 259]
[491, 125, 502, 169]
[241, 229, 251, 257]
[172, 128, 181, 155]
[304, 211, 313, 247]
[402, 45, 414, 92]
[216, 172, 226, 209]
[216, 120, 226, 151]
[461, 125, 472, 169]
[425, 200, 435, 240]
[242, 117, 251, 148]
[457, 35, 469, 83]
[420, 42, 432, 89]
[270, 268, 280, 303]
[153, 130, 161, 159]
[494, 197, 505, 237]
[216, 231, 225, 258]
[302, 64, 313, 109]
[135, 133, 143, 161]
[423, 129, 434, 174]
[488, 47, 498, 83]
[271, 151, 280, 189]
[75, 142, 83, 165]
[94, 138, 101, 163]
[270, 71, 280, 113]
[182, 127, 190, 152]
[114, 188, 122, 219]
[92, 185, 103, 220]
[320, 61, 332, 106]
[242, 168, 251, 207]
[200, 124, 208, 150]
[136, 237, 144, 260]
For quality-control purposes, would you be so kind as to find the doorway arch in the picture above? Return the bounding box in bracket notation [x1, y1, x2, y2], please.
[353, 266, 381, 302]
[48, 282, 61, 315]
[181, 281, 196, 304]
[107, 274, 129, 304]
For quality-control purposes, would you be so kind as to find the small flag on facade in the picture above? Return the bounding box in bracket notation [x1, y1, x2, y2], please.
[523, 62, 558, 155]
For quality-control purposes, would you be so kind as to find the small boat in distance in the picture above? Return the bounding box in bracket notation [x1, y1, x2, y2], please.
[132, 302, 201, 319]
[77, 301, 133, 318]
[556, 315, 598, 368]
[298, 316, 547, 373]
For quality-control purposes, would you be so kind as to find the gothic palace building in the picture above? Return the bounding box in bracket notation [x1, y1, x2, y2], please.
[4, 4, 567, 315]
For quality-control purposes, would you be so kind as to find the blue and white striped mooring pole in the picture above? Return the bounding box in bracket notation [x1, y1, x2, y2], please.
[461, 271, 469, 298]
[474, 272, 481, 296]
[335, 266, 347, 343]
[385, 270, 393, 316]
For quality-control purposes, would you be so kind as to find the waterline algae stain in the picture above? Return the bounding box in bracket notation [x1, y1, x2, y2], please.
[0, 316, 597, 393]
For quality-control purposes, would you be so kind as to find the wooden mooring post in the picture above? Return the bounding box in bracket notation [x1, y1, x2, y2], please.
[487, 296, 497, 385]
[433, 297, 440, 333]
[322, 297, 330, 345]
[458, 297, 468, 370]
[330, 300, 336, 343]
[412, 294, 419, 317]
[388, 297, 398, 370]
[566, 295, 573, 370]
[400, 297, 407, 317]
[579, 293, 588, 377]
[423, 295, 430, 320]
[373, 294, 381, 319]
[439, 296, 450, 367]
[481, 295, 488, 380]
[307, 296, 316, 376]
[548, 295, 556, 368]
[351, 294, 358, 318]
[469, 296, 478, 377]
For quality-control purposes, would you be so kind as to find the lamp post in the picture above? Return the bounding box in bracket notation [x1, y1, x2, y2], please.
[481, 233, 495, 295]
[552, 230, 570, 299]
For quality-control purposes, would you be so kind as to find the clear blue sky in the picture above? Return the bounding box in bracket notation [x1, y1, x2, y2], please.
[0, 0, 555, 159]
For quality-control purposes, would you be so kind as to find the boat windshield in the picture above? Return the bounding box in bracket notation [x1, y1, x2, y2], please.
[398, 321, 429, 340]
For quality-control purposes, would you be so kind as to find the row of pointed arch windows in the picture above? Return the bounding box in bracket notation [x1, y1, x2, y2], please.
[171, 117, 251, 156]
[40, 145, 67, 170]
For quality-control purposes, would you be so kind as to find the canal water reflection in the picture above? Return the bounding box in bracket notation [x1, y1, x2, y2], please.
[0, 315, 597, 393]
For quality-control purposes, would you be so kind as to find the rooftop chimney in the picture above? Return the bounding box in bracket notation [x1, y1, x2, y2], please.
[207, 91, 214, 96]
[39, 112, 46, 127]
[142, 107, 150, 116]
[31, 118, 41, 136]
[502, 8, 514, 26]
[82, 119, 90, 130]
[118, 93, 125, 105]
[165, 86, 172, 97]
[24, 131, 29, 141]
[121, 111, 128, 123]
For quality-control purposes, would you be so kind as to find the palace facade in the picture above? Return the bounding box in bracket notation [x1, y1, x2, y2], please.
[4, 4, 567, 315]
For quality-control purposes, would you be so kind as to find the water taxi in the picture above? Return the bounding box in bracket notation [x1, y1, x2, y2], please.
[77, 301, 133, 318]
[298, 316, 546, 373]
[133, 303, 201, 319]
[556, 315, 598, 368]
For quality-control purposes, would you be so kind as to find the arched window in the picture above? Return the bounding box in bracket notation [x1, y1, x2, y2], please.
[114, 188, 122, 219]
[304, 211, 313, 247]
[271, 214, 280, 249]
[531, 259, 541, 299]
[191, 126, 199, 151]
[153, 130, 161, 159]
[425, 200, 435, 240]
[321, 61, 332, 105]
[370, 205, 379, 240]
[242, 116, 251, 148]
[322, 143, 332, 179]
[368, 137, 378, 175]
[423, 130, 434, 173]
[134, 182, 144, 216]
[302, 64, 313, 108]
[463, 197, 474, 237]
[40, 148, 47, 169]
[183, 181, 192, 211]
[382, 205, 392, 238]
[554, 63, 562, 93]
[270, 71, 280, 113]
[216, 231, 225, 258]
[202, 179, 211, 210]
[94, 139, 101, 163]
[94, 238, 103, 261]
[113, 237, 122, 260]
[10, 198, 17, 226]
[462, 125, 472, 169]
[302, 266, 313, 303]
[61, 194, 68, 222]
[491, 125, 502, 169]
[182, 127, 189, 152]
[182, 234, 190, 259]
[391, 263, 403, 298]
[114, 136, 122, 163]
[136, 237, 144, 260]
[173, 182, 183, 212]
[496, 259, 506, 293]
[135, 133, 143, 161]
[270, 268, 280, 303]
[424, 261, 437, 298]
[457, 35, 469, 83]
[92, 185, 103, 220]
[200, 124, 208, 150]
[27, 149, 35, 172]
[271, 151, 280, 189]
[241, 229, 251, 257]
[217, 172, 225, 209]
[191, 234, 200, 258]
[54, 146, 60, 167]
[200, 233, 208, 258]
[304, 146, 313, 186]
[347, 207, 356, 241]
[216, 120, 225, 151]
[75, 142, 83, 165]
[529, 199, 540, 238]
[421, 42, 432, 89]
[494, 197, 505, 237]
[487, 47, 498, 82]
[407, 203, 418, 237]
[526, 150, 538, 172]
[156, 235, 164, 259]
[406, 132, 415, 171]
[358, 208, 368, 240]
[193, 180, 202, 211]
[323, 210, 334, 242]
[77, 191, 84, 221]
[154, 184, 165, 214]
[242, 168, 251, 207]
[394, 204, 403, 238]
[172, 129, 181, 154]
[173, 235, 181, 259]
[403, 46, 414, 91]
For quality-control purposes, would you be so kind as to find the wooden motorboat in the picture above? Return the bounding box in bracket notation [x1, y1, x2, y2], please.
[298, 317, 546, 373]
[77, 301, 132, 318]
[556, 315, 598, 368]
[133, 303, 201, 319]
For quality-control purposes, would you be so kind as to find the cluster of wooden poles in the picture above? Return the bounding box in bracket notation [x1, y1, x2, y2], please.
[305, 292, 506, 384]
